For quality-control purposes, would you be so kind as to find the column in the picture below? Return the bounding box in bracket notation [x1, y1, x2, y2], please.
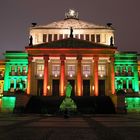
[60, 56, 65, 96]
[43, 56, 49, 96]
[3, 64, 10, 92]
[126, 79, 129, 89]
[93, 57, 98, 96]
[77, 56, 82, 96]
[27, 56, 33, 95]
[110, 57, 115, 94]
[134, 64, 139, 92]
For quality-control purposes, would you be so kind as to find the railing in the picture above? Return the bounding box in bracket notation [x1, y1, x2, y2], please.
[115, 72, 134, 76]
[9, 72, 27, 76]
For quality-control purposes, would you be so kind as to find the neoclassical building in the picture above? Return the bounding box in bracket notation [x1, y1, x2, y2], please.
[25, 9, 116, 97]
[1, 9, 140, 97]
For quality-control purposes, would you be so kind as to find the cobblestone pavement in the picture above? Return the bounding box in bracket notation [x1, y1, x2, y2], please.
[0, 113, 140, 140]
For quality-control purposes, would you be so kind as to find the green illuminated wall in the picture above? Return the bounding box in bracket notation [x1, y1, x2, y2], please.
[4, 51, 28, 92]
[115, 52, 139, 92]
[125, 97, 140, 113]
[2, 96, 16, 112]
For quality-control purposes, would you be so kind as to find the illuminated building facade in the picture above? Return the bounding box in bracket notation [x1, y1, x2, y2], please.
[138, 61, 140, 89]
[115, 52, 139, 93]
[26, 9, 117, 96]
[0, 60, 5, 96]
[1, 10, 140, 97]
[3, 52, 28, 93]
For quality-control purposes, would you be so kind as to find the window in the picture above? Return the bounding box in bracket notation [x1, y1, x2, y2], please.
[83, 65, 90, 77]
[96, 34, 100, 43]
[75, 34, 79, 39]
[54, 34, 57, 41]
[11, 66, 15, 75]
[85, 34, 89, 41]
[43, 34, 47, 42]
[128, 67, 133, 76]
[0, 69, 4, 80]
[80, 34, 84, 40]
[59, 34, 63, 40]
[17, 66, 21, 75]
[52, 65, 60, 77]
[22, 79, 26, 89]
[91, 34, 95, 42]
[37, 64, 44, 77]
[48, 34, 52, 42]
[115, 66, 121, 76]
[117, 80, 122, 90]
[123, 80, 126, 89]
[10, 80, 14, 88]
[64, 34, 68, 39]
[67, 65, 75, 77]
[10, 79, 14, 92]
[16, 79, 21, 89]
[129, 80, 132, 89]
[98, 65, 106, 76]
[22, 66, 27, 75]
[122, 66, 126, 76]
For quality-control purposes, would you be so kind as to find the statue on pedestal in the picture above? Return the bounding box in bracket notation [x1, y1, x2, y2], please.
[60, 82, 77, 113]
[66, 82, 72, 97]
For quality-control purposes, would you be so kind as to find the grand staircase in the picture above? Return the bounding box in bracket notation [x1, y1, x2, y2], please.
[24, 96, 116, 114]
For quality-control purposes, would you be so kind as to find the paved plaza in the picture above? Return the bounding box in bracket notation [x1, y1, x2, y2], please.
[0, 113, 140, 140]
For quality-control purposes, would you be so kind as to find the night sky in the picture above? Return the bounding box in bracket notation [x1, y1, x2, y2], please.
[0, 0, 140, 58]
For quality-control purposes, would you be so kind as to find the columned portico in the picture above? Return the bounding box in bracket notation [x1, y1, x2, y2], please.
[60, 56, 65, 96]
[26, 36, 117, 96]
[77, 56, 82, 96]
[43, 56, 49, 96]
[93, 57, 98, 96]
[27, 56, 33, 95]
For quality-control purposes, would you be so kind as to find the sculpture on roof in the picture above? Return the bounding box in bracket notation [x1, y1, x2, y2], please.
[29, 36, 33, 46]
[65, 9, 79, 19]
[110, 36, 114, 46]
[70, 27, 73, 38]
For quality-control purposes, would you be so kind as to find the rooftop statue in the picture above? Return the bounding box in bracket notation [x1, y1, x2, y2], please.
[65, 9, 79, 19]
[70, 27, 73, 38]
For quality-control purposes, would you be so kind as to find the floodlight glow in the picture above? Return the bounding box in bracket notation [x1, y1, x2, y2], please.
[2, 96, 16, 112]
[100, 74, 103, 77]
[125, 97, 140, 113]
[47, 85, 50, 90]
[39, 74, 43, 77]
[92, 86, 94, 91]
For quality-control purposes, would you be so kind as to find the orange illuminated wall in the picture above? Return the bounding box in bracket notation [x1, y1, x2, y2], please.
[0, 60, 5, 95]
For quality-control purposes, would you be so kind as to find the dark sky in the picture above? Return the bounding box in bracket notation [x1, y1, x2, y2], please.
[0, 0, 140, 58]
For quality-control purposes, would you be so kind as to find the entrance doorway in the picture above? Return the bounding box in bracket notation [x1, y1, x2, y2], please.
[37, 79, 43, 96]
[68, 80, 75, 97]
[98, 80, 105, 96]
[83, 80, 90, 96]
[52, 79, 59, 96]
